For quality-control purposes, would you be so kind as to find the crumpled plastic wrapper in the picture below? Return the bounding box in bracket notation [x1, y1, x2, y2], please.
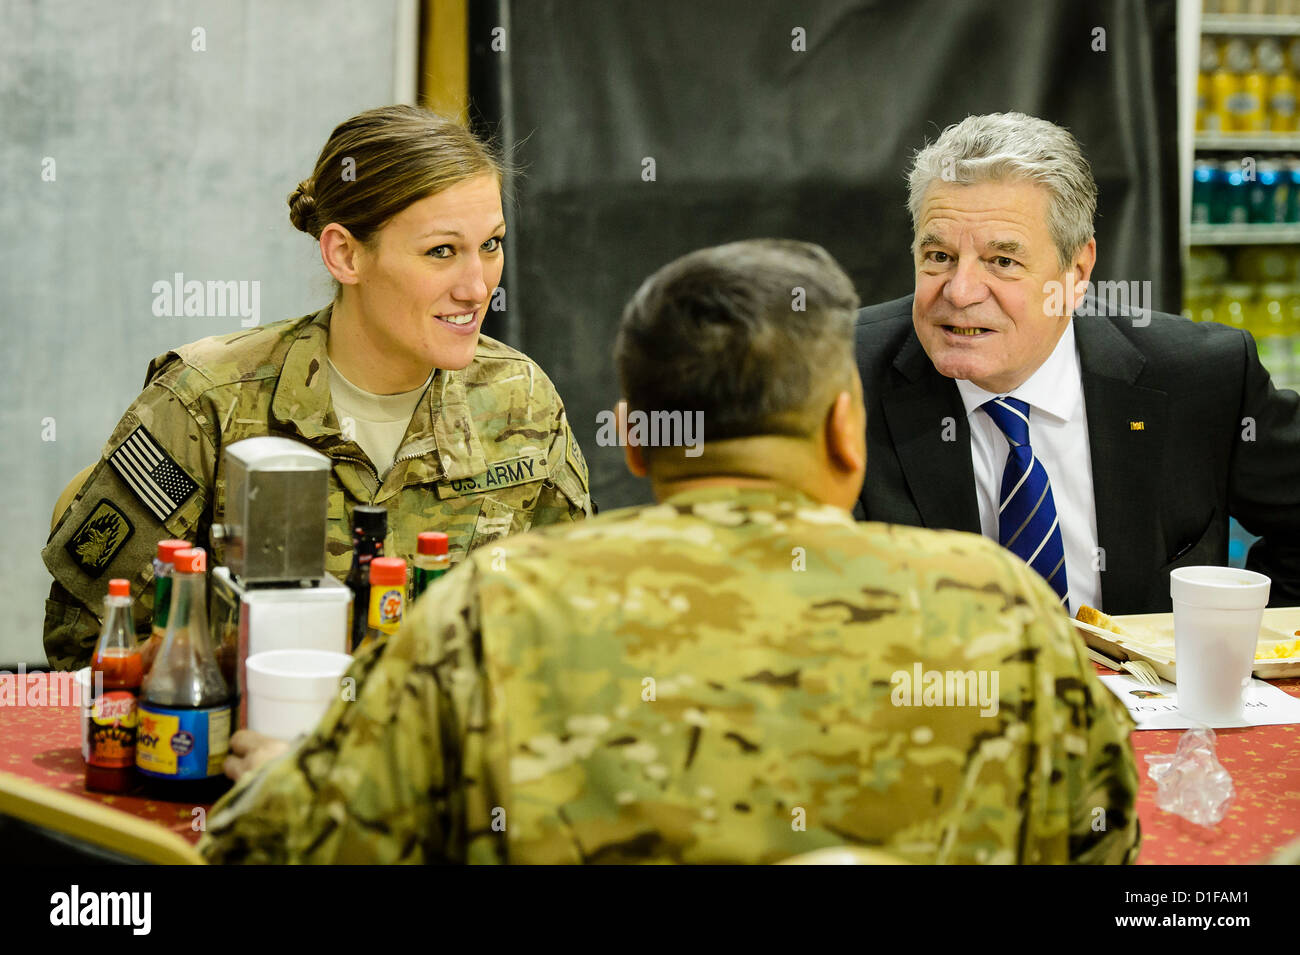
[1145, 728, 1235, 827]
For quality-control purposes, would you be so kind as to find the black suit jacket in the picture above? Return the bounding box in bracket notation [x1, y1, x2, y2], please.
[853, 294, 1300, 614]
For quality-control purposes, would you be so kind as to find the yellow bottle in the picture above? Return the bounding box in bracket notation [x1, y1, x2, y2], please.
[1219, 282, 1254, 332]
[1198, 38, 1218, 132]
[1209, 40, 1238, 134]
[359, 556, 405, 653]
[1238, 244, 1290, 283]
[1283, 283, 1300, 392]
[1231, 40, 1267, 133]
[1257, 283, 1291, 381]
[1261, 40, 1297, 132]
[1182, 284, 1206, 323]
[1203, 284, 1228, 325]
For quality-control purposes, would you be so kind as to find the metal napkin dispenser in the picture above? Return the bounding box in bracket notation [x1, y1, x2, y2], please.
[217, 436, 330, 584]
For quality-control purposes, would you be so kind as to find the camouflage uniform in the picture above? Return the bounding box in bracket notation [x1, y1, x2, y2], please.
[199, 485, 1139, 865]
[42, 305, 592, 670]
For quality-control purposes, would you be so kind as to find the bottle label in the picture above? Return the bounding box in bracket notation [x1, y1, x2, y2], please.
[1230, 91, 1261, 115]
[86, 690, 138, 768]
[369, 586, 404, 636]
[136, 702, 232, 780]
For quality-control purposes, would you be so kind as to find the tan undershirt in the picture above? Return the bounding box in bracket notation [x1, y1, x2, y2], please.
[326, 357, 431, 478]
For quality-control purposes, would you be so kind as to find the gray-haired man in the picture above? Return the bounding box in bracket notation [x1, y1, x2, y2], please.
[855, 111, 1300, 615]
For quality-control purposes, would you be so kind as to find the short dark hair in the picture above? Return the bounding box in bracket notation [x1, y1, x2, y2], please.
[615, 239, 860, 443]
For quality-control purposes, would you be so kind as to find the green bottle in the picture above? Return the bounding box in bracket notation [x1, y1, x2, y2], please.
[412, 531, 450, 603]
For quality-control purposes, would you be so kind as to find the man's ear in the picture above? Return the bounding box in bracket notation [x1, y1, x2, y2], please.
[617, 401, 648, 477]
[826, 390, 865, 475]
[1071, 236, 1097, 302]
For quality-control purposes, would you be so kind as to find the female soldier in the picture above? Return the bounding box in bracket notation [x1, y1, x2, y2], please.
[42, 105, 592, 670]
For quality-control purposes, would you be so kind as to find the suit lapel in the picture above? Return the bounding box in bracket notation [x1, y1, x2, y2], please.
[1075, 318, 1168, 613]
[882, 333, 981, 533]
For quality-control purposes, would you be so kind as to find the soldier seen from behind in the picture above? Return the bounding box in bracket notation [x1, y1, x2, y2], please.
[200, 239, 1139, 865]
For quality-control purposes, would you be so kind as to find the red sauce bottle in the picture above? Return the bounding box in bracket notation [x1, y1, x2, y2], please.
[84, 578, 144, 793]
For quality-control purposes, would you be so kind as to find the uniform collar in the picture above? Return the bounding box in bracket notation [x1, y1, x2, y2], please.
[658, 484, 855, 524]
[270, 303, 487, 480]
[953, 319, 1082, 424]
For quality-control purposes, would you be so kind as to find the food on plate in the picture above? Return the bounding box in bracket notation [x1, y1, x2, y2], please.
[1258, 639, 1300, 660]
[1075, 605, 1128, 635]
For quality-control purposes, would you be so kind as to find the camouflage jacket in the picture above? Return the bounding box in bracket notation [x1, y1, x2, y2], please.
[42, 305, 591, 670]
[198, 486, 1139, 865]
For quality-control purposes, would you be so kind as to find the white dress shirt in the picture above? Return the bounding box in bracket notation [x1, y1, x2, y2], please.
[953, 321, 1102, 614]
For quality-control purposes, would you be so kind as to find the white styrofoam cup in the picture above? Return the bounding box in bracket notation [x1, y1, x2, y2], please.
[244, 650, 354, 741]
[1171, 566, 1270, 723]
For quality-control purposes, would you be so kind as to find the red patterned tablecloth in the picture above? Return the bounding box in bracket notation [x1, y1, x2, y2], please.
[1118, 671, 1300, 864]
[1, 671, 212, 845]
[2, 670, 1298, 862]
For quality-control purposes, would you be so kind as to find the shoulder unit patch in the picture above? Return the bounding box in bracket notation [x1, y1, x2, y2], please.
[564, 419, 589, 487]
[65, 499, 135, 578]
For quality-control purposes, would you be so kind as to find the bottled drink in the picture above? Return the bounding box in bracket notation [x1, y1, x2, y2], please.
[136, 547, 233, 801]
[1256, 283, 1292, 382]
[1192, 160, 1216, 224]
[411, 531, 450, 602]
[1210, 40, 1238, 134]
[1230, 40, 1266, 133]
[1196, 39, 1216, 133]
[1221, 161, 1250, 225]
[1286, 158, 1300, 223]
[359, 557, 406, 654]
[141, 539, 189, 676]
[1282, 283, 1300, 392]
[1218, 282, 1255, 333]
[345, 505, 388, 653]
[1249, 161, 1282, 224]
[1262, 39, 1297, 132]
[85, 579, 143, 794]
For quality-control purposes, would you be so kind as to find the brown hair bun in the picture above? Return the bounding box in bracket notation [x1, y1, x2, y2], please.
[287, 179, 319, 237]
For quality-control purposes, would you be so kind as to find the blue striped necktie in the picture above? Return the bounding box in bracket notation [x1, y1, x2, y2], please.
[981, 397, 1069, 606]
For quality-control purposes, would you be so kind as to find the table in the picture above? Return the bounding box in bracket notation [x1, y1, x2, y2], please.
[1113, 669, 1300, 864]
[2, 671, 212, 846]
[3, 670, 1298, 862]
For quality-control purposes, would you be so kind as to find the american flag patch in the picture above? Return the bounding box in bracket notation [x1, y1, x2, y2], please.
[108, 426, 200, 522]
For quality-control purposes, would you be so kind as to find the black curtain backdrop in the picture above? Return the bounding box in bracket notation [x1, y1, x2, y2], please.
[469, 0, 1180, 511]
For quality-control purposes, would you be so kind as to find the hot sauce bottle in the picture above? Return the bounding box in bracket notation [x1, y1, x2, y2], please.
[360, 557, 406, 653]
[85, 578, 144, 794]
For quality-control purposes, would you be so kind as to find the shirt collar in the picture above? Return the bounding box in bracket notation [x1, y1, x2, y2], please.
[953, 320, 1082, 424]
[658, 485, 855, 525]
[270, 303, 486, 480]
